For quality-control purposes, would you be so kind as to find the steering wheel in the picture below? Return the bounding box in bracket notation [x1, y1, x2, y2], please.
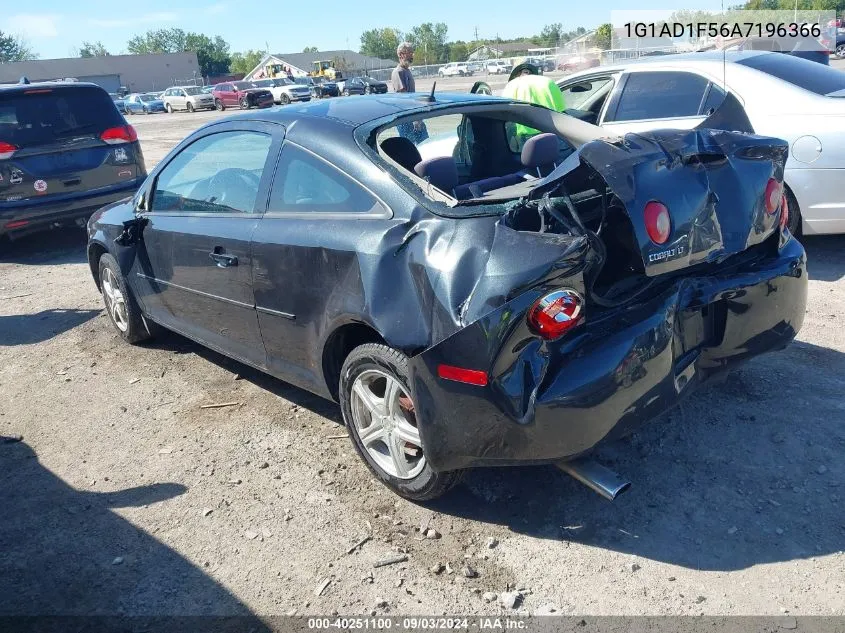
[206, 168, 261, 208]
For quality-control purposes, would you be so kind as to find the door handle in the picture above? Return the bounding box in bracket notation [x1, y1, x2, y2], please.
[209, 248, 238, 268]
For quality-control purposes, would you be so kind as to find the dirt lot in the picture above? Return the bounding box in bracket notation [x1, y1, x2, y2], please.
[1, 92, 845, 619]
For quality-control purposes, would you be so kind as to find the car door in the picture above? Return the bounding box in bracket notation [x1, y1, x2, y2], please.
[599, 70, 725, 136]
[129, 121, 283, 368]
[250, 141, 393, 395]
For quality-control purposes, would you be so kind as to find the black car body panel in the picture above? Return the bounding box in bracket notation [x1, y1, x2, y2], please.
[1, 82, 146, 238]
[87, 94, 807, 472]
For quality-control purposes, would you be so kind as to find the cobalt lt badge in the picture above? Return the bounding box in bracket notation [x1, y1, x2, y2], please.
[34, 179, 48, 194]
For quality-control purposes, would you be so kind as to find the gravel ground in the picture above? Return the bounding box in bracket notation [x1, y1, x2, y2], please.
[1, 85, 844, 618]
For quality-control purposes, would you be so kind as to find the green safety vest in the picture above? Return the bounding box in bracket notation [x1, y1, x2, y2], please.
[501, 75, 566, 145]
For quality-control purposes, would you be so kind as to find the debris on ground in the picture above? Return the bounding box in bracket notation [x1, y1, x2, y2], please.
[629, 562, 641, 573]
[373, 554, 407, 568]
[202, 508, 213, 517]
[111, 557, 123, 565]
[425, 528, 441, 539]
[315, 578, 331, 596]
[535, 604, 558, 615]
[486, 537, 498, 549]
[445, 562, 454, 574]
[483, 592, 498, 603]
[200, 401, 240, 410]
[244, 530, 259, 540]
[430, 563, 444, 574]
[499, 591, 522, 609]
[346, 535, 371, 555]
[727, 526, 738, 535]
[463, 564, 478, 578]
[158, 447, 173, 454]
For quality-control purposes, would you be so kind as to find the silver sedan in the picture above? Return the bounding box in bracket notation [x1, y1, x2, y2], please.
[558, 51, 845, 236]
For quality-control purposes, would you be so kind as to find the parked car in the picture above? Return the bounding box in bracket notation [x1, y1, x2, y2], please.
[467, 62, 484, 74]
[212, 81, 274, 110]
[438, 62, 473, 77]
[124, 93, 165, 114]
[87, 92, 805, 500]
[486, 59, 513, 74]
[161, 86, 215, 113]
[296, 76, 339, 99]
[559, 55, 601, 72]
[1, 81, 146, 241]
[201, 85, 215, 94]
[557, 50, 845, 235]
[341, 76, 388, 96]
[707, 35, 831, 65]
[836, 32, 845, 58]
[252, 78, 311, 104]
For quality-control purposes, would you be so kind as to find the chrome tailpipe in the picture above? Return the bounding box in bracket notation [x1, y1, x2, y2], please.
[556, 458, 631, 501]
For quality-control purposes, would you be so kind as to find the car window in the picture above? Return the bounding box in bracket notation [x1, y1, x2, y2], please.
[608, 71, 710, 122]
[737, 53, 845, 96]
[701, 83, 727, 115]
[560, 76, 613, 110]
[269, 144, 381, 214]
[151, 131, 273, 215]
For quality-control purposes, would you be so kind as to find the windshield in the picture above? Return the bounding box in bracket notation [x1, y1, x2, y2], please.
[233, 81, 254, 90]
[737, 53, 845, 96]
[183, 87, 202, 96]
[139, 94, 156, 102]
[0, 86, 125, 147]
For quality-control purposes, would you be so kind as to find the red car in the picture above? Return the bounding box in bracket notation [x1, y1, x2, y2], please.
[558, 55, 600, 72]
[212, 81, 274, 110]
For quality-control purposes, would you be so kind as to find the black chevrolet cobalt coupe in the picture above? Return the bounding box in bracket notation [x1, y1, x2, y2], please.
[87, 92, 807, 500]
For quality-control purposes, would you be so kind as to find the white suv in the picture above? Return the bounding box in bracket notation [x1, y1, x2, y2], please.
[438, 63, 473, 77]
[486, 60, 513, 75]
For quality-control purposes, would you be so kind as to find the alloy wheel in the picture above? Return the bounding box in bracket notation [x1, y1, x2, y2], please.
[349, 369, 425, 480]
[101, 267, 129, 333]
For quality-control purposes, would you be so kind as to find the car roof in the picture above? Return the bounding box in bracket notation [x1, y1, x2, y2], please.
[233, 92, 511, 127]
[0, 80, 103, 93]
[568, 50, 775, 76]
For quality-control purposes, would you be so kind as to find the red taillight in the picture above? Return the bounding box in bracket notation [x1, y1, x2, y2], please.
[100, 125, 138, 145]
[764, 178, 782, 214]
[644, 201, 671, 245]
[527, 289, 584, 340]
[437, 364, 488, 387]
[780, 193, 789, 230]
[5, 220, 29, 229]
[0, 141, 18, 160]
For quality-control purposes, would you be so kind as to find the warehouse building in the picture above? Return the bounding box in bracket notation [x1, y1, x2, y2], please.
[245, 50, 396, 81]
[0, 52, 200, 93]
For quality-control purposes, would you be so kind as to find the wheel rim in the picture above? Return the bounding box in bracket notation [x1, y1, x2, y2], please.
[837, 44, 845, 57]
[350, 369, 425, 480]
[101, 267, 129, 333]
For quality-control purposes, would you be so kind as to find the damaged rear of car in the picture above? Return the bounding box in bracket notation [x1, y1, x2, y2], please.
[361, 94, 806, 493]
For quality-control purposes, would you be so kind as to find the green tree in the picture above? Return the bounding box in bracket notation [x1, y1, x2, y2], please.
[303, 46, 318, 53]
[79, 41, 110, 57]
[595, 23, 613, 50]
[359, 27, 402, 60]
[0, 30, 37, 62]
[230, 49, 266, 75]
[127, 29, 231, 76]
[406, 22, 449, 63]
[448, 41, 469, 61]
[537, 23, 563, 47]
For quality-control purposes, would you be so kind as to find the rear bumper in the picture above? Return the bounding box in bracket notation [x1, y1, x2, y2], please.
[0, 178, 144, 239]
[409, 235, 807, 472]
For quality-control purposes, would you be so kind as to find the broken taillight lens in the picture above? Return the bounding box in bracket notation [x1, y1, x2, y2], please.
[100, 125, 138, 145]
[765, 178, 783, 214]
[528, 289, 584, 340]
[780, 193, 789, 230]
[644, 201, 671, 245]
[0, 141, 18, 160]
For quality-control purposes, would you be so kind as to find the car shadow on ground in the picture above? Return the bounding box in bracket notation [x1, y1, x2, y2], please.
[0, 230, 88, 266]
[429, 340, 845, 572]
[802, 235, 845, 282]
[0, 309, 101, 346]
[0, 439, 270, 624]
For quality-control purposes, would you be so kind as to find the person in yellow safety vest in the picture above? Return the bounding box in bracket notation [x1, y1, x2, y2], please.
[501, 63, 566, 150]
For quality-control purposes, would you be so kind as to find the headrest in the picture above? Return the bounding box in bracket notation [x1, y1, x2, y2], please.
[414, 157, 458, 195]
[520, 133, 559, 169]
[380, 136, 423, 173]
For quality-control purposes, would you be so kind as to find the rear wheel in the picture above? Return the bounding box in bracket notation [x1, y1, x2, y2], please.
[343, 89, 349, 96]
[364, 85, 371, 94]
[98, 254, 154, 344]
[186, 101, 194, 113]
[339, 343, 462, 501]
[837, 43, 845, 58]
[280, 93, 290, 105]
[166, 103, 173, 113]
[215, 99, 225, 111]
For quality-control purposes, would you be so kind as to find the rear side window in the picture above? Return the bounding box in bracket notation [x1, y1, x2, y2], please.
[737, 53, 845, 96]
[0, 86, 124, 147]
[269, 144, 381, 214]
[609, 71, 710, 122]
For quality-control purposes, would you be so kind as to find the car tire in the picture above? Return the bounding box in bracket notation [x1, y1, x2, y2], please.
[365, 85, 371, 95]
[98, 253, 154, 345]
[239, 97, 249, 109]
[339, 343, 463, 501]
[784, 186, 802, 237]
[281, 94, 290, 105]
[215, 99, 225, 111]
[143, 107, 149, 114]
[837, 43, 845, 59]
[343, 89, 349, 96]
[186, 102, 194, 113]
[166, 103, 173, 113]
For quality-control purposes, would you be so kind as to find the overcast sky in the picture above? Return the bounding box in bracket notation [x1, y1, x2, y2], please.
[2, 0, 729, 60]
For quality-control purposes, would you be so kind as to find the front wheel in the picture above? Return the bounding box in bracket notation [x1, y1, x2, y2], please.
[364, 85, 371, 95]
[186, 101, 194, 113]
[343, 89, 349, 96]
[239, 97, 249, 109]
[215, 99, 225, 111]
[165, 103, 173, 113]
[98, 253, 154, 344]
[340, 343, 463, 501]
[837, 43, 845, 59]
[280, 93, 290, 105]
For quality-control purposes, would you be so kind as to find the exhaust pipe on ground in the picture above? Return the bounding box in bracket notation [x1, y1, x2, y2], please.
[556, 458, 631, 501]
